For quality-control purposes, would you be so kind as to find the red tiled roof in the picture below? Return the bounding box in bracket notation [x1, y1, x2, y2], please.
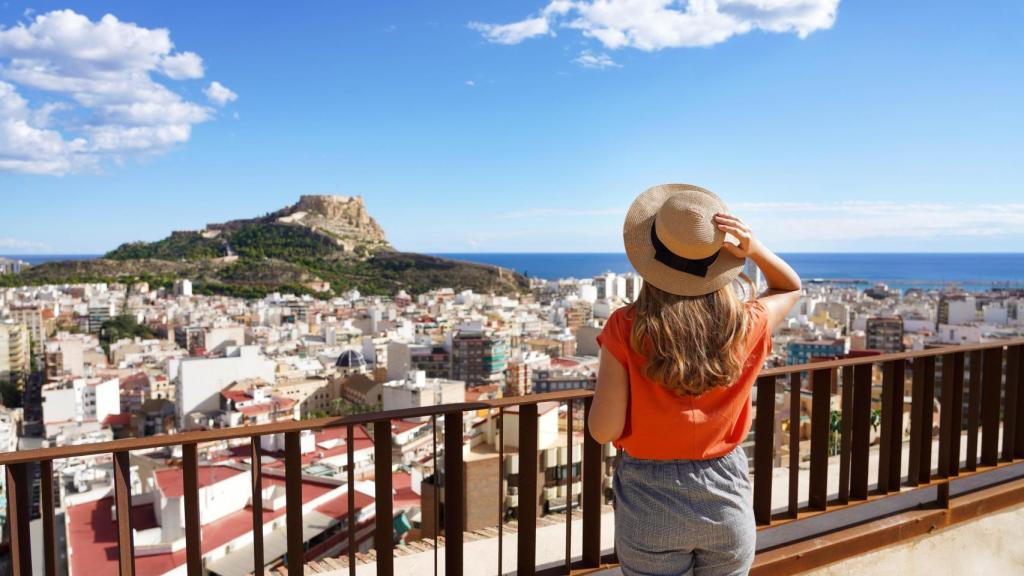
[102, 413, 131, 426]
[392, 471, 419, 510]
[220, 389, 250, 403]
[153, 465, 244, 498]
[230, 426, 375, 470]
[120, 373, 150, 393]
[66, 474, 372, 576]
[465, 384, 501, 402]
[391, 420, 427, 434]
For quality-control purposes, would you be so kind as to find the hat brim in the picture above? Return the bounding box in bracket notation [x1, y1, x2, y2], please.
[624, 183, 744, 297]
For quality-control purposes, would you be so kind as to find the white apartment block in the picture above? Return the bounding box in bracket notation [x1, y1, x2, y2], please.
[174, 346, 276, 428]
[382, 371, 466, 420]
[42, 377, 121, 430]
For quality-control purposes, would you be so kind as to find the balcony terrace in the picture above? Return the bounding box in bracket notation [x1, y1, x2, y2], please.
[2, 339, 1024, 576]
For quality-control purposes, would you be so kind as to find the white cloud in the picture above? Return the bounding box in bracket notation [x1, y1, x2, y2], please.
[498, 207, 623, 219]
[469, 17, 551, 45]
[574, 50, 620, 68]
[160, 51, 204, 79]
[465, 80, 476, 87]
[204, 81, 238, 106]
[471, 0, 839, 52]
[0, 9, 234, 176]
[0, 81, 90, 175]
[731, 201, 1024, 243]
[0, 237, 52, 252]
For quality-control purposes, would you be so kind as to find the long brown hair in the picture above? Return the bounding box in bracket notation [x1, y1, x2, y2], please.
[629, 276, 752, 396]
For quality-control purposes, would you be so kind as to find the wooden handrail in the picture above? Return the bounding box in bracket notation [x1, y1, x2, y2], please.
[759, 337, 1024, 377]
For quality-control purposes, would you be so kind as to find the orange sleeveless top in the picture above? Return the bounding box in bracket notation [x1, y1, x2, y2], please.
[596, 299, 772, 460]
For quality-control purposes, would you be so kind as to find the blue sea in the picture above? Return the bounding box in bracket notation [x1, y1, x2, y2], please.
[5, 253, 1024, 292]
[2, 254, 99, 265]
[435, 253, 1024, 292]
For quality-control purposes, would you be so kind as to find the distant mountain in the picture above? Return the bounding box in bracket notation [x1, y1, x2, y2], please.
[13, 196, 527, 297]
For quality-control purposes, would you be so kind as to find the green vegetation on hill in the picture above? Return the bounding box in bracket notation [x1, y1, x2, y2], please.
[106, 231, 227, 260]
[231, 223, 339, 260]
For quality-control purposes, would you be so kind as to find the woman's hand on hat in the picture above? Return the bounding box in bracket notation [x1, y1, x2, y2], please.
[714, 212, 759, 259]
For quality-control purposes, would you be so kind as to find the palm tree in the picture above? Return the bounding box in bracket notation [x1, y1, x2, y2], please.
[828, 410, 842, 456]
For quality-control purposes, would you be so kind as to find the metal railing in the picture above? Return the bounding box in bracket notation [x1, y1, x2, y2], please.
[2, 338, 1023, 576]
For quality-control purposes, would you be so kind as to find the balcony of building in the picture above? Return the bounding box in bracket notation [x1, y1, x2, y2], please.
[2, 338, 1024, 575]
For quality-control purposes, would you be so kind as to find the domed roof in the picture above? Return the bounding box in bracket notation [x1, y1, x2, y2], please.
[335, 349, 367, 369]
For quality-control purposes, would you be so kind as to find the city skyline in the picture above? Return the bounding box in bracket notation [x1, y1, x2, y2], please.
[1, 1, 1023, 255]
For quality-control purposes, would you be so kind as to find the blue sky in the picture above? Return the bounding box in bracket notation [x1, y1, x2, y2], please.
[0, 1, 1022, 255]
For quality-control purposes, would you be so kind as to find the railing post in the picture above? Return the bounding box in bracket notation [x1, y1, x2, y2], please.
[582, 397, 602, 567]
[374, 419, 394, 576]
[939, 353, 965, 477]
[444, 411, 465, 576]
[113, 451, 135, 576]
[754, 376, 775, 524]
[497, 408, 505, 576]
[517, 403, 539, 575]
[809, 368, 833, 510]
[1014, 346, 1024, 459]
[838, 366, 854, 504]
[981, 347, 1003, 466]
[5, 462, 32, 576]
[40, 459, 57, 576]
[565, 399, 574, 574]
[346, 425, 356, 576]
[909, 356, 935, 485]
[966, 350, 983, 470]
[850, 364, 872, 500]
[182, 443, 203, 575]
[1003, 345, 1020, 461]
[285, 431, 304, 575]
[250, 436, 265, 576]
[878, 360, 902, 492]
[788, 372, 801, 517]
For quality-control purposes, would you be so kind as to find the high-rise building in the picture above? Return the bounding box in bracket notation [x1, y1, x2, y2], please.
[87, 302, 116, 333]
[451, 327, 508, 387]
[743, 258, 766, 296]
[387, 342, 451, 381]
[410, 345, 452, 379]
[565, 300, 592, 334]
[866, 316, 904, 353]
[938, 295, 977, 327]
[531, 368, 596, 394]
[622, 273, 643, 302]
[173, 279, 193, 297]
[9, 305, 48, 355]
[0, 321, 31, 387]
[382, 371, 465, 421]
[786, 338, 848, 365]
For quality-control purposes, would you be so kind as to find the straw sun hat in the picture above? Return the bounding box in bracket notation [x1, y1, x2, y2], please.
[624, 183, 744, 297]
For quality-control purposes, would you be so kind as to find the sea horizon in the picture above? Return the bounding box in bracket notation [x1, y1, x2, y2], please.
[4, 252, 1024, 291]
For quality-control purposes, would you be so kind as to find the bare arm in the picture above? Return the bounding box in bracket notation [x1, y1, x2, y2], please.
[714, 212, 801, 330]
[589, 346, 629, 444]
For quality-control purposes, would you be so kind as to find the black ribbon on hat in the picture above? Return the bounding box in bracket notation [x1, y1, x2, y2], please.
[650, 221, 720, 278]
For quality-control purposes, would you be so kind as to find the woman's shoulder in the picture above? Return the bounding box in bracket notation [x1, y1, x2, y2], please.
[607, 303, 638, 331]
[742, 298, 773, 358]
[598, 304, 636, 351]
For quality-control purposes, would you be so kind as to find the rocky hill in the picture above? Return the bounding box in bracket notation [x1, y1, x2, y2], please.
[13, 196, 527, 298]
